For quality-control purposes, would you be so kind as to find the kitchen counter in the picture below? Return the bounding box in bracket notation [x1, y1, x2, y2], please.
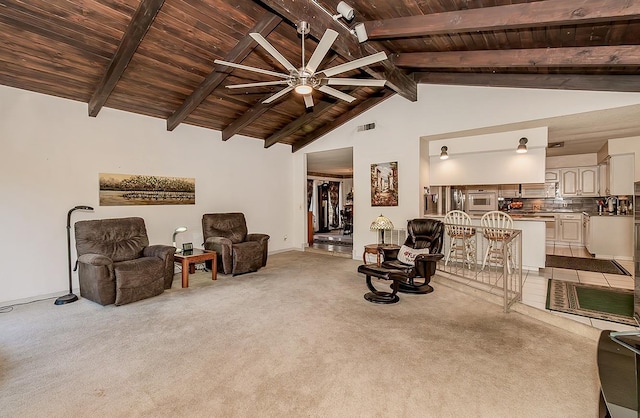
[426, 214, 546, 271]
[583, 212, 633, 217]
[435, 212, 556, 221]
[494, 213, 555, 220]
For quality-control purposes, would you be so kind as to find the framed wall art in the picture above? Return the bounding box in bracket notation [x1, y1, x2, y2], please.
[370, 161, 398, 206]
[99, 173, 195, 206]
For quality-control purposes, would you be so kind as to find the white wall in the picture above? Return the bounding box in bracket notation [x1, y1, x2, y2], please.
[547, 153, 599, 168]
[293, 98, 425, 258]
[4, 83, 640, 303]
[429, 148, 546, 185]
[293, 84, 640, 259]
[427, 127, 547, 185]
[0, 86, 294, 303]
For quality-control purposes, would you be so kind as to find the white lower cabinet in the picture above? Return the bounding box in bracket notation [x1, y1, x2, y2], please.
[558, 213, 582, 244]
[586, 216, 633, 259]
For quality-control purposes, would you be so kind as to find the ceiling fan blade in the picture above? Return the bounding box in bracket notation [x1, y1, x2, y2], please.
[326, 78, 387, 87]
[303, 94, 314, 109]
[305, 29, 338, 74]
[318, 86, 356, 103]
[214, 59, 289, 79]
[320, 52, 388, 77]
[249, 33, 298, 73]
[263, 86, 294, 104]
[226, 80, 289, 89]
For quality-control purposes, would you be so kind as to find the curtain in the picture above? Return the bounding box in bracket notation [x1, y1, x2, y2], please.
[328, 181, 340, 228]
[307, 179, 314, 211]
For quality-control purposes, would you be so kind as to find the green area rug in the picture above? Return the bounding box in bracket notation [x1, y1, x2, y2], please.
[546, 279, 636, 326]
[546, 255, 631, 276]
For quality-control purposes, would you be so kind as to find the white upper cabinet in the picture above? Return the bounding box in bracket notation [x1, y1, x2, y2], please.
[498, 184, 519, 198]
[579, 167, 598, 196]
[545, 169, 560, 182]
[599, 161, 610, 196]
[560, 166, 598, 197]
[521, 183, 546, 198]
[609, 154, 634, 196]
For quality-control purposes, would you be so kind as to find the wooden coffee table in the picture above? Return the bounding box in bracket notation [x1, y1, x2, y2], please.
[173, 249, 217, 288]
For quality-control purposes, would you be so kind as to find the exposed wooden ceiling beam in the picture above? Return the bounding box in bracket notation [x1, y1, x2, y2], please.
[221, 96, 273, 141]
[415, 73, 640, 92]
[363, 0, 640, 39]
[394, 46, 640, 68]
[88, 0, 165, 117]
[166, 12, 282, 132]
[254, 0, 417, 102]
[307, 172, 351, 179]
[264, 100, 336, 148]
[292, 89, 395, 152]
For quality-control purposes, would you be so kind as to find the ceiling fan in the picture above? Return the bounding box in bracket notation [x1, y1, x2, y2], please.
[214, 21, 387, 109]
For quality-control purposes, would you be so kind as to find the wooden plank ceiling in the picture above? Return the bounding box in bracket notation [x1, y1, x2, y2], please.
[1, 0, 639, 152]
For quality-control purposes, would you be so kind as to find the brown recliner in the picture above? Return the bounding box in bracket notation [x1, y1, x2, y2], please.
[74, 217, 175, 306]
[379, 218, 445, 294]
[202, 213, 269, 275]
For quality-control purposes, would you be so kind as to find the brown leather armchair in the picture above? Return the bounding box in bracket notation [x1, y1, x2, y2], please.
[202, 213, 269, 275]
[74, 217, 175, 305]
[379, 218, 445, 294]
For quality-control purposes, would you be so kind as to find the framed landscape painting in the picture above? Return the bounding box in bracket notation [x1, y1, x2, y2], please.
[371, 161, 398, 206]
[99, 173, 195, 206]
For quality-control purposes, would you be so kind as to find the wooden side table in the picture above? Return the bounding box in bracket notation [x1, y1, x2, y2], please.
[363, 243, 400, 266]
[173, 249, 217, 288]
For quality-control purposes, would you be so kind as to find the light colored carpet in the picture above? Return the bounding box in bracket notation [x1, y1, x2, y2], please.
[0, 251, 600, 417]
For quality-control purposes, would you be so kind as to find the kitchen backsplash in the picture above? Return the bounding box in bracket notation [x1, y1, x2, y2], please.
[509, 196, 627, 214]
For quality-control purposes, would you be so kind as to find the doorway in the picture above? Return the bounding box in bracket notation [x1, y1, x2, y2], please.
[305, 148, 353, 257]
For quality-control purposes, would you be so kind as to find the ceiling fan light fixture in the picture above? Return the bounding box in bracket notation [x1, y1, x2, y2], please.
[222, 21, 387, 107]
[294, 84, 313, 95]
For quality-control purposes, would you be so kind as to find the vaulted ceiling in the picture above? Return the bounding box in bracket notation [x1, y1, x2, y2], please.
[2, 0, 639, 152]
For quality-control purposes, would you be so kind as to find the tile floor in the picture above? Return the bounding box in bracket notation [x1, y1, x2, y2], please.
[308, 230, 354, 258]
[522, 243, 637, 332]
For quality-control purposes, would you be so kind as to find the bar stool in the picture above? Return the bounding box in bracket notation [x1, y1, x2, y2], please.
[480, 211, 514, 273]
[443, 210, 476, 269]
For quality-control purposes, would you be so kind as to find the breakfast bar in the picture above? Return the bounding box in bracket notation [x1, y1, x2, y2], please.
[427, 213, 548, 271]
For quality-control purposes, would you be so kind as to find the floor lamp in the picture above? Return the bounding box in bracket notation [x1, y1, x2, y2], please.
[55, 205, 94, 305]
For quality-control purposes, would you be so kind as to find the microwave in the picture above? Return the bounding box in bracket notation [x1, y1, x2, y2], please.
[467, 191, 497, 213]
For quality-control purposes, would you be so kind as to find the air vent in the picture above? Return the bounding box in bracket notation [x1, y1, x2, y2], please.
[357, 122, 376, 132]
[549, 142, 564, 148]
